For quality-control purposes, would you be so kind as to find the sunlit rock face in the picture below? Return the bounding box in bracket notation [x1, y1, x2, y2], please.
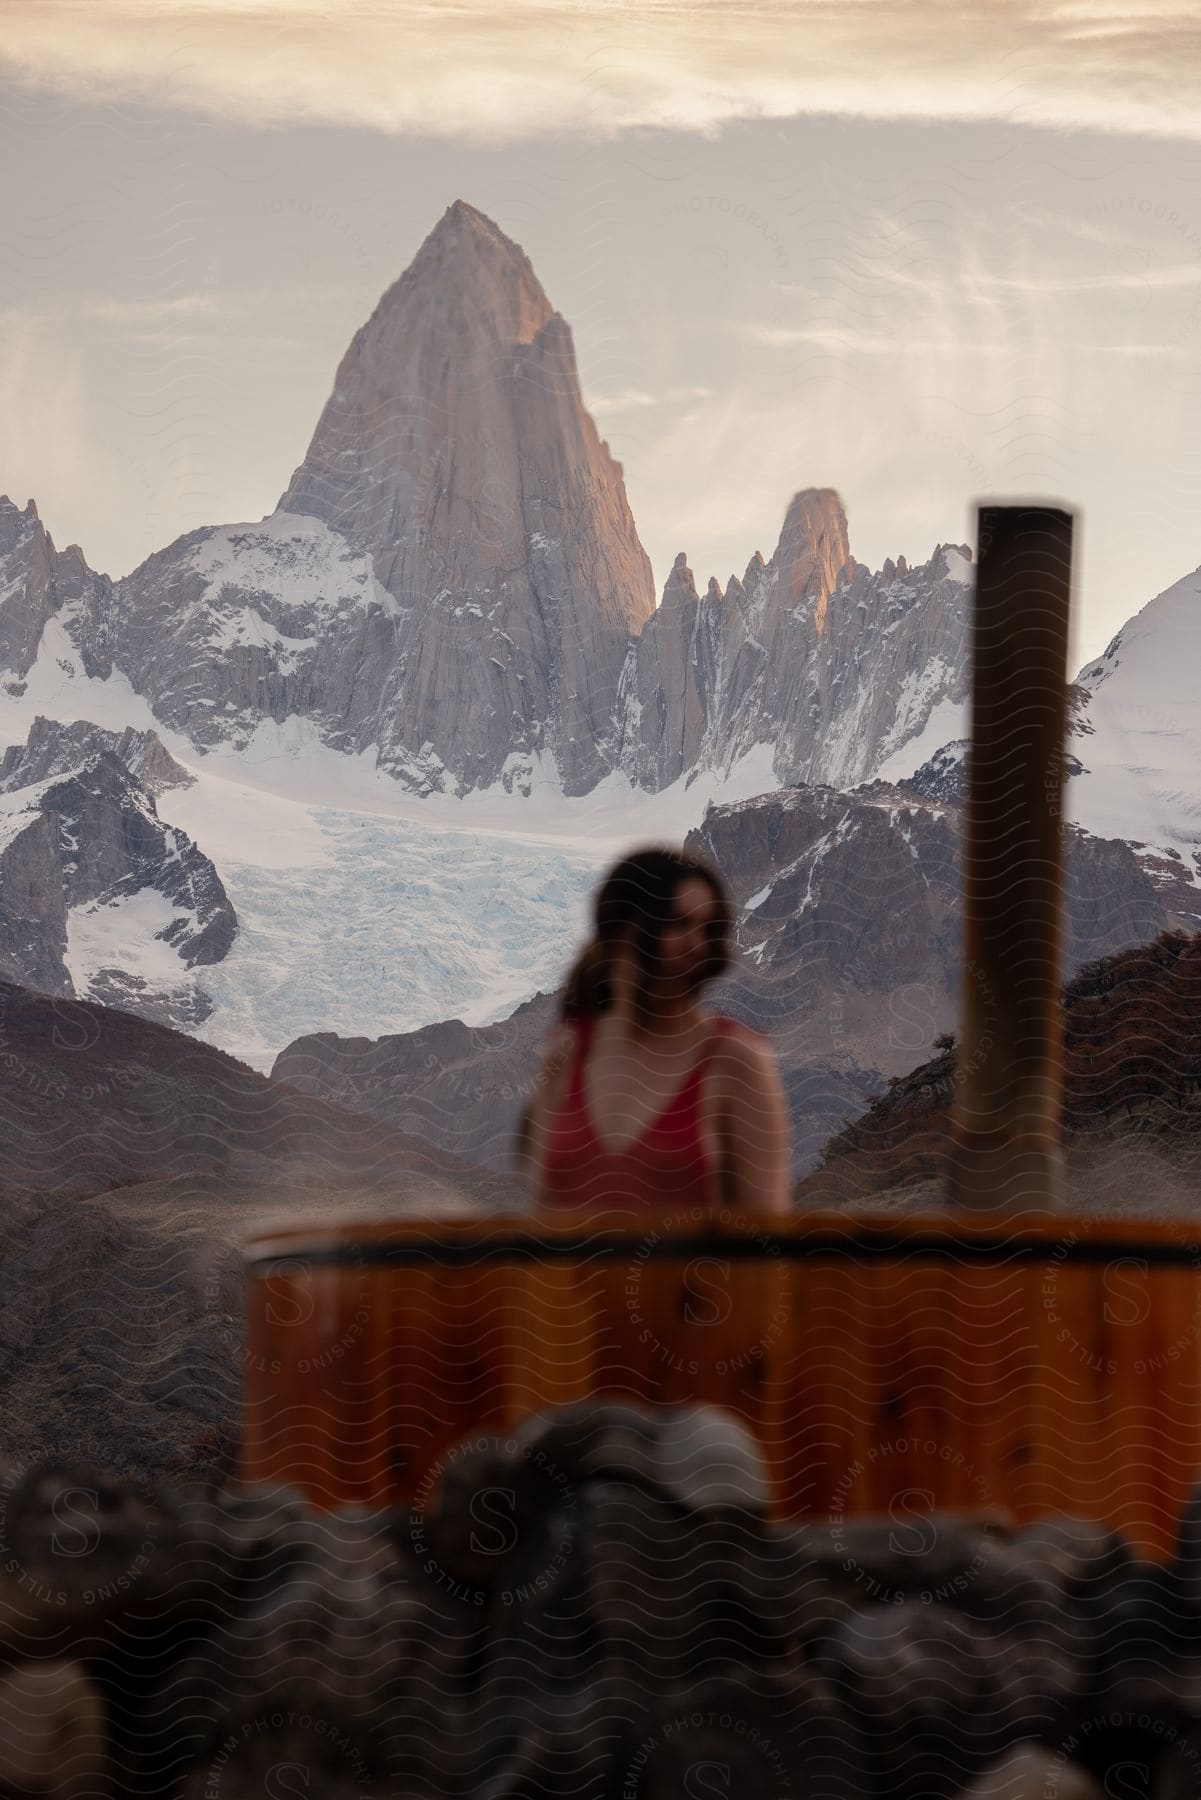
[78, 201, 654, 798]
[618, 487, 974, 793]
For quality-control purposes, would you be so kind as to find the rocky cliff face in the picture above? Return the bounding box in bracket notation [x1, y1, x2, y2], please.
[0, 721, 236, 1025]
[690, 778, 1178, 1071]
[0, 807, 68, 994]
[279, 201, 657, 794]
[618, 494, 973, 793]
[0, 714, 194, 795]
[45, 754, 234, 959]
[0, 498, 115, 686]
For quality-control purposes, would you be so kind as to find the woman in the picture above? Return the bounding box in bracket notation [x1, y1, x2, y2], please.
[515, 845, 790, 1214]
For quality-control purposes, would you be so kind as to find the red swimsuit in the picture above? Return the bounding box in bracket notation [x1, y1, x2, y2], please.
[536, 1012, 755, 1210]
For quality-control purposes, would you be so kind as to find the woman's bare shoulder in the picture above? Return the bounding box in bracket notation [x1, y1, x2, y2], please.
[709, 1017, 781, 1096]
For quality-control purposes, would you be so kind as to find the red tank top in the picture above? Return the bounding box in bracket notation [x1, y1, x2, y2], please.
[536, 1012, 753, 1210]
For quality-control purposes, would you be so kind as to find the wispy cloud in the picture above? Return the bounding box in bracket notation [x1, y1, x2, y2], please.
[1, 1, 1197, 142]
[746, 323, 1186, 356]
[591, 384, 716, 413]
[79, 294, 229, 323]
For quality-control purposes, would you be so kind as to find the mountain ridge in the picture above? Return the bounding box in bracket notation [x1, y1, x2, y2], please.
[0, 199, 976, 804]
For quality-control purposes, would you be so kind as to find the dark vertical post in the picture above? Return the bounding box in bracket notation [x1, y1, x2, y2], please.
[949, 503, 1075, 1213]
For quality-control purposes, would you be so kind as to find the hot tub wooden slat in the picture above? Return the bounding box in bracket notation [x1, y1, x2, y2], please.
[890, 1262, 959, 1507]
[949, 1262, 1031, 1520]
[765, 1259, 857, 1519]
[242, 1209, 1201, 1556]
[1118, 1261, 1201, 1552]
[1103, 1259, 1162, 1547]
[508, 1260, 593, 1415]
[1026, 1256, 1082, 1527]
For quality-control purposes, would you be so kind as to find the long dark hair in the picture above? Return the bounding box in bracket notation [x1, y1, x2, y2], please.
[558, 845, 734, 1029]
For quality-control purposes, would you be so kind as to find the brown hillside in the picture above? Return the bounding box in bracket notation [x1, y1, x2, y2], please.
[0, 978, 516, 1205]
[0, 979, 520, 1476]
[800, 928, 1201, 1208]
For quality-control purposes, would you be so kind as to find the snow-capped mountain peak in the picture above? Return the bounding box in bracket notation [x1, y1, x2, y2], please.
[1068, 564, 1201, 878]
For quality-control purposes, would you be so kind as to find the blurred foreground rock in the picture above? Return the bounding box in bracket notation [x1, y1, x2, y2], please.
[0, 1401, 1199, 1796]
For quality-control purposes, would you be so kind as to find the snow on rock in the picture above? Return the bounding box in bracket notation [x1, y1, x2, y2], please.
[0, 714, 193, 796]
[188, 513, 404, 621]
[0, 612, 169, 749]
[163, 732, 790, 1067]
[0, 720, 237, 1028]
[938, 544, 973, 585]
[67, 887, 203, 998]
[621, 496, 974, 796]
[872, 690, 968, 786]
[1069, 564, 1201, 865]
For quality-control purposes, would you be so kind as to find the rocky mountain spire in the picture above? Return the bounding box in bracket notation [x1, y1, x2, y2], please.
[0, 496, 114, 685]
[272, 198, 657, 794]
[618, 488, 972, 793]
[279, 199, 558, 538]
[617, 550, 724, 788]
[102, 200, 657, 796]
[775, 487, 852, 635]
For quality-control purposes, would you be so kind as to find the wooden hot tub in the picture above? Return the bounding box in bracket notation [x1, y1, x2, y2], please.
[241, 509, 1186, 1555]
[242, 1204, 1201, 1560]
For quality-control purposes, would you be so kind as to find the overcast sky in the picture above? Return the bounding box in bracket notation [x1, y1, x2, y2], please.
[3, 0, 1199, 666]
